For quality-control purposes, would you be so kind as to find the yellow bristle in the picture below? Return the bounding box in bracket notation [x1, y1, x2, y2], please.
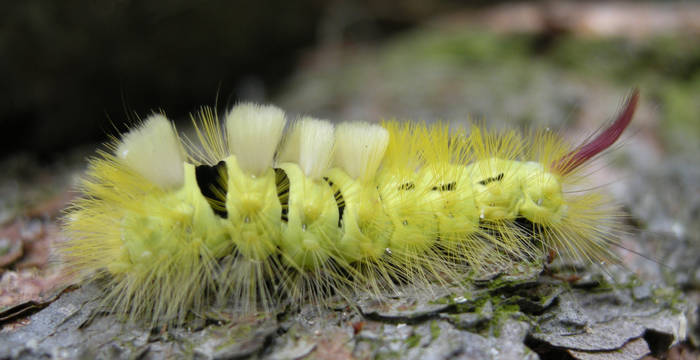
[186, 106, 229, 165]
[225, 103, 286, 175]
[116, 114, 184, 189]
[279, 117, 335, 179]
[333, 122, 389, 181]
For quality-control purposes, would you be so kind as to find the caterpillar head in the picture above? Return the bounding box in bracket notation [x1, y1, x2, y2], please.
[518, 162, 565, 224]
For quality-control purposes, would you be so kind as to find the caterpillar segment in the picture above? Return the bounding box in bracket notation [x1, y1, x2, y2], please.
[61, 91, 639, 324]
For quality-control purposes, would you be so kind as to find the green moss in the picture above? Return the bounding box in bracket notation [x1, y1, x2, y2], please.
[405, 334, 422, 349]
[386, 31, 534, 67]
[375, 350, 402, 360]
[550, 36, 700, 82]
[432, 291, 473, 307]
[652, 286, 685, 314]
[212, 323, 256, 352]
[488, 301, 521, 338]
[658, 80, 700, 153]
[588, 275, 615, 293]
[429, 320, 441, 340]
[622, 275, 643, 289]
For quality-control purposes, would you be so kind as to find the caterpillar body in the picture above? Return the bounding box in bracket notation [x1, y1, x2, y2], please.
[61, 91, 639, 325]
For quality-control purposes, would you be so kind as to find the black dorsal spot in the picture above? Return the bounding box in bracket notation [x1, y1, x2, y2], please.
[478, 173, 504, 186]
[275, 168, 289, 223]
[398, 182, 415, 191]
[431, 181, 456, 191]
[195, 161, 228, 218]
[323, 177, 345, 227]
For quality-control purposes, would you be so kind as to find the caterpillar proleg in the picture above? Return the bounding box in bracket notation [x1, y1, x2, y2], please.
[60, 90, 639, 325]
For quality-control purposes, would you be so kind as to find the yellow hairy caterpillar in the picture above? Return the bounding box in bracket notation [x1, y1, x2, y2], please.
[60, 90, 639, 325]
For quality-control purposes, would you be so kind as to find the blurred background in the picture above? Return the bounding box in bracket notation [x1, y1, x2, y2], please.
[1, 0, 699, 355]
[2, 1, 699, 160]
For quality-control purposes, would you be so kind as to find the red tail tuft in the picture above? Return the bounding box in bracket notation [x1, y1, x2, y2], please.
[554, 89, 639, 175]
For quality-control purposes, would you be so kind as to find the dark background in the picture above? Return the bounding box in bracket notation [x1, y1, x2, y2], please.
[0, 0, 463, 160]
[2, 1, 698, 162]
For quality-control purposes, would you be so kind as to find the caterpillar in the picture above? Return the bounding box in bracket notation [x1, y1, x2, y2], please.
[60, 90, 639, 325]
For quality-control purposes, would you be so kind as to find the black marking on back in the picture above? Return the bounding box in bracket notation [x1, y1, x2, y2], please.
[399, 182, 415, 191]
[431, 181, 456, 191]
[478, 173, 504, 186]
[195, 161, 228, 218]
[275, 168, 289, 223]
[323, 176, 345, 227]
